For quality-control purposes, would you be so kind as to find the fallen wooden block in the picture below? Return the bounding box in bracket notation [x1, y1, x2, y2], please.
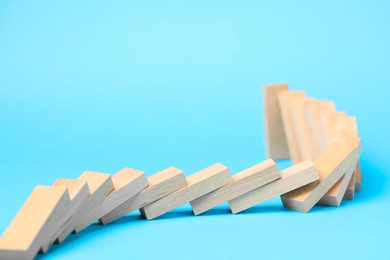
[76, 168, 148, 231]
[57, 171, 113, 242]
[278, 91, 307, 163]
[229, 160, 319, 214]
[40, 179, 89, 253]
[140, 163, 232, 220]
[190, 159, 280, 215]
[100, 166, 187, 225]
[0, 186, 70, 260]
[264, 83, 290, 160]
[281, 138, 362, 212]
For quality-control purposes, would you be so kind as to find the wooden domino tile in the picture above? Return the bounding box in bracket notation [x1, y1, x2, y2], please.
[229, 160, 320, 214]
[100, 166, 187, 225]
[190, 159, 280, 215]
[140, 163, 232, 220]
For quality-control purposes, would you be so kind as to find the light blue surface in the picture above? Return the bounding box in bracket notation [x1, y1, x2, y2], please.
[0, 1, 389, 259]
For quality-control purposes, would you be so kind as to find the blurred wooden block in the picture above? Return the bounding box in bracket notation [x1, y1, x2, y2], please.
[100, 166, 187, 225]
[264, 83, 290, 160]
[229, 160, 319, 214]
[355, 162, 362, 191]
[278, 91, 307, 163]
[140, 163, 232, 220]
[303, 100, 323, 159]
[40, 179, 89, 253]
[0, 186, 70, 260]
[281, 138, 362, 212]
[57, 171, 113, 242]
[76, 168, 147, 232]
[343, 169, 356, 200]
[191, 159, 280, 215]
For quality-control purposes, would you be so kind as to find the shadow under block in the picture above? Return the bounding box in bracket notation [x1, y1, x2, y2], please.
[75, 168, 147, 232]
[281, 138, 362, 212]
[278, 91, 307, 164]
[229, 160, 320, 214]
[191, 159, 280, 215]
[40, 179, 89, 253]
[57, 171, 114, 242]
[140, 163, 232, 220]
[100, 166, 187, 225]
[0, 186, 70, 260]
[264, 83, 290, 160]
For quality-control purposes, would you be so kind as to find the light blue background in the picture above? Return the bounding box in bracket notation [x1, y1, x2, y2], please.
[0, 1, 389, 259]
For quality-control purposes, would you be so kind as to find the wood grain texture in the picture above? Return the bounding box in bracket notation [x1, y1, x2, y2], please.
[40, 179, 89, 253]
[57, 171, 113, 242]
[100, 166, 187, 225]
[278, 91, 307, 163]
[140, 163, 232, 220]
[76, 168, 148, 232]
[0, 186, 70, 260]
[191, 159, 280, 215]
[281, 138, 362, 212]
[264, 83, 290, 160]
[229, 160, 319, 214]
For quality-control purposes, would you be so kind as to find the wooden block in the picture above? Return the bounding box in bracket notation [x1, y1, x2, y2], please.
[343, 168, 356, 200]
[290, 97, 316, 161]
[100, 166, 187, 225]
[140, 163, 232, 220]
[76, 168, 148, 231]
[264, 83, 290, 160]
[57, 171, 113, 242]
[319, 115, 359, 206]
[281, 138, 362, 212]
[0, 186, 70, 260]
[40, 179, 89, 253]
[278, 91, 307, 163]
[191, 159, 280, 215]
[302, 100, 322, 160]
[229, 160, 320, 214]
[355, 162, 362, 191]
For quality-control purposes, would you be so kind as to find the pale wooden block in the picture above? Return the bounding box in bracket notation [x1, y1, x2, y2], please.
[229, 160, 320, 214]
[100, 166, 187, 225]
[316, 101, 337, 152]
[76, 168, 148, 231]
[278, 91, 307, 163]
[0, 186, 70, 260]
[319, 115, 359, 206]
[355, 162, 362, 191]
[281, 138, 362, 212]
[57, 171, 113, 242]
[343, 168, 356, 200]
[140, 163, 232, 220]
[191, 159, 280, 215]
[290, 97, 316, 161]
[302, 100, 322, 160]
[40, 179, 89, 253]
[264, 83, 290, 160]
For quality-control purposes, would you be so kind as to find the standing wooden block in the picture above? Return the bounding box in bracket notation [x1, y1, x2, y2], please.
[190, 159, 280, 215]
[264, 83, 290, 160]
[229, 160, 319, 214]
[76, 168, 148, 231]
[100, 167, 187, 225]
[343, 168, 356, 200]
[0, 186, 70, 260]
[40, 179, 89, 253]
[140, 163, 232, 220]
[281, 138, 362, 212]
[278, 91, 307, 163]
[57, 171, 113, 242]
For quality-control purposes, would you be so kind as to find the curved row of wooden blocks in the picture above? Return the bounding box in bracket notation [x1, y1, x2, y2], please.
[0, 84, 363, 259]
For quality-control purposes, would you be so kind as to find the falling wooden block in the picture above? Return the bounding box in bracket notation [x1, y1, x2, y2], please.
[229, 160, 320, 214]
[140, 163, 232, 220]
[355, 162, 362, 191]
[190, 159, 280, 215]
[76, 168, 148, 231]
[100, 166, 187, 225]
[57, 171, 113, 242]
[40, 179, 89, 253]
[278, 91, 307, 163]
[0, 186, 70, 260]
[264, 83, 290, 160]
[281, 138, 362, 212]
[343, 168, 356, 200]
